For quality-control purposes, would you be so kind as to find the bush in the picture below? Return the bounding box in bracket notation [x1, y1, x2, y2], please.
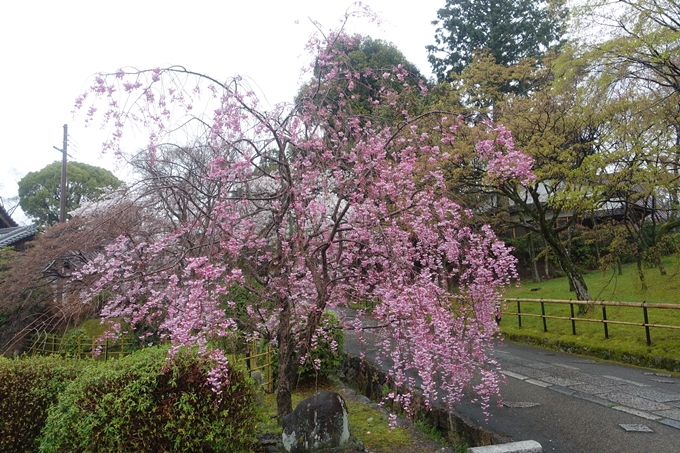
[297, 311, 345, 381]
[0, 355, 87, 453]
[40, 347, 261, 453]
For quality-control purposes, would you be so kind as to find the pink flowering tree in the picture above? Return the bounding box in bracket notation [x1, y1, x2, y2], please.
[74, 12, 533, 420]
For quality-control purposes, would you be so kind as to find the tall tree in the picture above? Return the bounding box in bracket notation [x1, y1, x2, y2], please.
[0, 190, 152, 355]
[435, 49, 615, 302]
[298, 35, 430, 126]
[427, 0, 567, 81]
[574, 0, 680, 280]
[18, 161, 121, 227]
[73, 14, 533, 419]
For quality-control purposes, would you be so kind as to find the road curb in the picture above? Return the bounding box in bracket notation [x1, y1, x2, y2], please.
[467, 440, 543, 453]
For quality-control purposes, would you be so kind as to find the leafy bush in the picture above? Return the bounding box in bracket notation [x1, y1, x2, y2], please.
[40, 347, 261, 453]
[297, 311, 345, 381]
[58, 328, 88, 356]
[0, 355, 87, 453]
[271, 311, 345, 384]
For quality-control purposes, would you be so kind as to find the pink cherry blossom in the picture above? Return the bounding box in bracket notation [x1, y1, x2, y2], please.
[73, 6, 534, 419]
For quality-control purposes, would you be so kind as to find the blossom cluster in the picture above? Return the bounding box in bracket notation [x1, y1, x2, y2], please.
[74, 7, 534, 417]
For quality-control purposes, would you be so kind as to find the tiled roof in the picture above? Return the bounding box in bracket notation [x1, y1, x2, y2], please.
[0, 225, 38, 248]
[0, 204, 18, 229]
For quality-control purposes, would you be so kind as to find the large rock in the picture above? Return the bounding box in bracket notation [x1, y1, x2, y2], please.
[282, 390, 350, 453]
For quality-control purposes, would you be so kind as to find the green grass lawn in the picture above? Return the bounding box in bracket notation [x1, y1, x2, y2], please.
[255, 379, 429, 453]
[501, 254, 680, 371]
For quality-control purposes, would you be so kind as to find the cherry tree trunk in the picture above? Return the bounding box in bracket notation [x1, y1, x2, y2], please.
[276, 297, 294, 421]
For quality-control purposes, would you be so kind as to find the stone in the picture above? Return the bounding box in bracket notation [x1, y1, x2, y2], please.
[251, 370, 265, 386]
[467, 440, 543, 453]
[282, 390, 350, 453]
[251, 370, 266, 405]
[618, 424, 654, 432]
[502, 401, 540, 408]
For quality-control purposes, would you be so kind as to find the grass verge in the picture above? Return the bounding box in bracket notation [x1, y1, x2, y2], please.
[255, 379, 454, 453]
[502, 254, 680, 371]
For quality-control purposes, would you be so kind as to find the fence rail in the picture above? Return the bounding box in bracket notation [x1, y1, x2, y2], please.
[502, 298, 680, 346]
[29, 334, 274, 392]
[28, 335, 131, 360]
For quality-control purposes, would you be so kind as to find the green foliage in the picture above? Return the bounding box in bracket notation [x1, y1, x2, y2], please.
[503, 254, 680, 369]
[414, 420, 447, 446]
[0, 355, 87, 453]
[39, 347, 261, 453]
[270, 311, 345, 385]
[296, 311, 345, 382]
[427, 0, 567, 81]
[18, 161, 121, 227]
[298, 36, 428, 126]
[57, 328, 88, 356]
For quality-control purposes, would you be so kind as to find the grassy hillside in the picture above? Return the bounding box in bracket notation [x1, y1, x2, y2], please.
[507, 254, 680, 303]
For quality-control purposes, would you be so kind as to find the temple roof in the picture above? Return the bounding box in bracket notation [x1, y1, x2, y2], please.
[0, 205, 18, 229]
[0, 225, 38, 248]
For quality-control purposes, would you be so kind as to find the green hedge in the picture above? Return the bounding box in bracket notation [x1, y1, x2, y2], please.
[0, 355, 87, 453]
[39, 347, 261, 453]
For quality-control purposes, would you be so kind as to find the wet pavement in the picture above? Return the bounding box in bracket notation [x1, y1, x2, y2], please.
[461, 341, 680, 452]
[339, 308, 680, 452]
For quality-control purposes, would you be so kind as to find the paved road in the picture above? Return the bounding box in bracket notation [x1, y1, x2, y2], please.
[458, 341, 680, 453]
[339, 309, 680, 452]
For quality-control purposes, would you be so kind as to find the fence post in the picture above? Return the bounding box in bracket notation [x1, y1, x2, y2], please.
[517, 300, 522, 328]
[266, 344, 273, 393]
[105, 339, 109, 361]
[602, 305, 609, 339]
[570, 303, 576, 335]
[643, 303, 651, 346]
[541, 301, 547, 332]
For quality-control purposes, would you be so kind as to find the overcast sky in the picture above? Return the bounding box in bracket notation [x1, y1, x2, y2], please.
[0, 0, 443, 224]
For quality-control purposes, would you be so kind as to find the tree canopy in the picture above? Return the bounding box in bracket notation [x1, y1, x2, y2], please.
[427, 0, 567, 81]
[18, 161, 121, 227]
[72, 13, 533, 420]
[298, 35, 430, 124]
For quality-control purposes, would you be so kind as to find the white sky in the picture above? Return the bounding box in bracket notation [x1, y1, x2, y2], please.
[0, 0, 442, 224]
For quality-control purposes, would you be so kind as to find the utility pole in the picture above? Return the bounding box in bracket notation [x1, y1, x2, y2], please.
[53, 124, 68, 223]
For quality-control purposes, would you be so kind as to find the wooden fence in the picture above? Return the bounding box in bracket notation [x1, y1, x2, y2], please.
[502, 298, 680, 346]
[232, 341, 274, 393]
[28, 334, 132, 360]
[29, 334, 274, 392]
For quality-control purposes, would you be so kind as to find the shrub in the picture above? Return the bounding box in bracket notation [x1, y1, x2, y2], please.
[39, 347, 261, 453]
[0, 355, 87, 453]
[297, 311, 345, 382]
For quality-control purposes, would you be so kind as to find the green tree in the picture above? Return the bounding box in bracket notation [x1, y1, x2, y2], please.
[18, 161, 121, 227]
[573, 0, 680, 282]
[427, 0, 567, 81]
[298, 35, 429, 127]
[436, 49, 617, 302]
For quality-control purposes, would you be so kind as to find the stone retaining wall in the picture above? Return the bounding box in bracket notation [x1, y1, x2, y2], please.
[339, 354, 512, 448]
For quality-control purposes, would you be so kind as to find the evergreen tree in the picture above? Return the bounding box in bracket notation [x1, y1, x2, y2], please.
[427, 0, 567, 81]
[18, 161, 121, 227]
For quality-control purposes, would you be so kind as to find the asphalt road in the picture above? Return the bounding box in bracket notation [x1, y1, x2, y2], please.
[457, 341, 680, 453]
[339, 309, 680, 453]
